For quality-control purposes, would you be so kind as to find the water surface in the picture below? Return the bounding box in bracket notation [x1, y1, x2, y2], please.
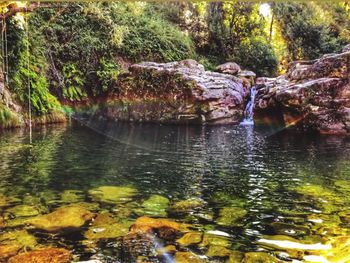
[0, 121, 349, 262]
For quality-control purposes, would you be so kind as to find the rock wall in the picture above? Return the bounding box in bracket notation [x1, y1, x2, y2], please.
[255, 49, 350, 135]
[101, 60, 250, 124]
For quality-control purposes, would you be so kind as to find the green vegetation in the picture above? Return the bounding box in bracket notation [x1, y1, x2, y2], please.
[1, 1, 350, 116]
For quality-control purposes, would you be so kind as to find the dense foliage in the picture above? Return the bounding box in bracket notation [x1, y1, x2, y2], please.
[1, 1, 350, 116]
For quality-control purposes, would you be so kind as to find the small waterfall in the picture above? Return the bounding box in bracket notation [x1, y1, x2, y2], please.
[240, 86, 257, 125]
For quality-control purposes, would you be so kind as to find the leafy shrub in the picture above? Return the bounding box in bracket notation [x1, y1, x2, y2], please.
[232, 37, 278, 77]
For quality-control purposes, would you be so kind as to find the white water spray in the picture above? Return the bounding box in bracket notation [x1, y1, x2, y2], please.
[240, 86, 257, 125]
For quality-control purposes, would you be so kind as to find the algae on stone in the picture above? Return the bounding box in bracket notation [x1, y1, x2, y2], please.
[88, 186, 137, 204]
[8, 248, 71, 263]
[0, 230, 37, 249]
[243, 252, 280, 263]
[206, 245, 231, 258]
[216, 207, 247, 227]
[172, 197, 204, 213]
[0, 245, 20, 261]
[174, 251, 206, 263]
[135, 195, 169, 217]
[5, 205, 40, 218]
[84, 212, 133, 240]
[61, 190, 84, 203]
[27, 206, 93, 233]
[176, 232, 202, 246]
[199, 233, 230, 248]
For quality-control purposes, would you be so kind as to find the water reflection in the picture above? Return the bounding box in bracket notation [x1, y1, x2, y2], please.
[0, 121, 349, 262]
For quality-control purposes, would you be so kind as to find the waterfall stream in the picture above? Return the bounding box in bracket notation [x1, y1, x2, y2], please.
[240, 86, 257, 125]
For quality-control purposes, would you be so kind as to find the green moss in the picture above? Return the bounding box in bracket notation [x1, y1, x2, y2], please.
[88, 186, 137, 204]
[216, 207, 247, 227]
[135, 194, 169, 217]
[0, 105, 21, 129]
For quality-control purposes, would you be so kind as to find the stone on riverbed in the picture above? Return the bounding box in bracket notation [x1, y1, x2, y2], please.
[8, 248, 71, 263]
[176, 232, 202, 246]
[174, 251, 206, 263]
[130, 216, 190, 240]
[135, 195, 169, 217]
[172, 197, 204, 213]
[27, 206, 93, 233]
[216, 207, 247, 227]
[5, 205, 40, 218]
[84, 212, 132, 240]
[0, 230, 37, 249]
[88, 186, 137, 204]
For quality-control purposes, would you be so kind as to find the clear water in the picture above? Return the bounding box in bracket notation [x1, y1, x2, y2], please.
[0, 121, 350, 262]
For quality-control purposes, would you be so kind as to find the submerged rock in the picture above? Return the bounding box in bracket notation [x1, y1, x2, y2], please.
[0, 244, 20, 261]
[226, 251, 245, 263]
[176, 232, 202, 246]
[8, 248, 71, 263]
[101, 60, 249, 124]
[27, 206, 93, 233]
[206, 245, 231, 258]
[172, 198, 204, 213]
[199, 233, 230, 248]
[174, 251, 206, 263]
[130, 216, 190, 240]
[243, 252, 279, 263]
[88, 186, 137, 204]
[0, 230, 37, 249]
[135, 195, 169, 217]
[61, 190, 84, 203]
[5, 205, 40, 218]
[84, 212, 132, 240]
[216, 207, 247, 227]
[271, 222, 310, 237]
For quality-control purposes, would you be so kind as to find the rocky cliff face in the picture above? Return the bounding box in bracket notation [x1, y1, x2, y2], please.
[255, 49, 350, 135]
[102, 59, 250, 124]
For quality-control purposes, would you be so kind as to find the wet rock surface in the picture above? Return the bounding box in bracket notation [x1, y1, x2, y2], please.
[255, 46, 350, 134]
[8, 248, 71, 263]
[27, 206, 94, 233]
[102, 59, 249, 124]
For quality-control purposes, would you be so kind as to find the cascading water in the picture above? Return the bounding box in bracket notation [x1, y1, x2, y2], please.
[240, 86, 257, 125]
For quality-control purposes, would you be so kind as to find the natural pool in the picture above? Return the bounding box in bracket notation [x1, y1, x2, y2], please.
[0, 121, 350, 262]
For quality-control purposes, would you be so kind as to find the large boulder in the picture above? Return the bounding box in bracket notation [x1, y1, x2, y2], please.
[215, 62, 241, 75]
[255, 48, 350, 135]
[101, 59, 249, 124]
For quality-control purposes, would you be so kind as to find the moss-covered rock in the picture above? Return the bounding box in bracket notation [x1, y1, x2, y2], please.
[8, 248, 71, 263]
[206, 245, 231, 258]
[60, 190, 84, 203]
[0, 230, 37, 249]
[172, 198, 204, 213]
[0, 245, 20, 261]
[27, 206, 93, 233]
[174, 251, 206, 263]
[226, 251, 245, 263]
[216, 207, 247, 227]
[243, 252, 279, 263]
[84, 212, 132, 240]
[130, 216, 190, 240]
[271, 222, 310, 237]
[88, 186, 137, 204]
[135, 195, 169, 217]
[199, 233, 230, 248]
[176, 232, 202, 246]
[5, 205, 40, 218]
